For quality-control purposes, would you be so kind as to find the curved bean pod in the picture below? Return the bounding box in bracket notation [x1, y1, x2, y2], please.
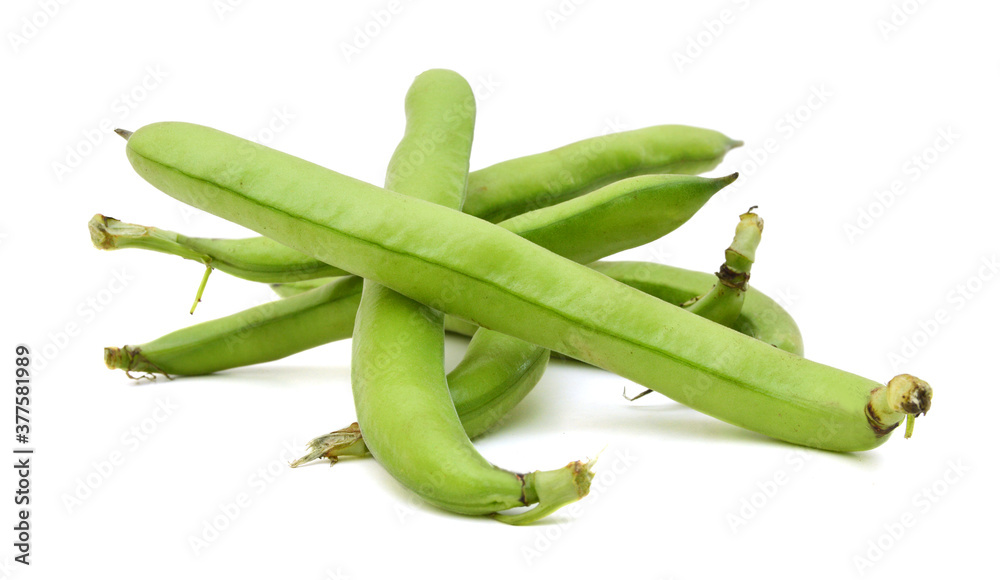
[348, 69, 592, 523]
[119, 121, 932, 451]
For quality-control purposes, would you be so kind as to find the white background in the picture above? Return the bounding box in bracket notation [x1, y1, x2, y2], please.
[3, 0, 998, 578]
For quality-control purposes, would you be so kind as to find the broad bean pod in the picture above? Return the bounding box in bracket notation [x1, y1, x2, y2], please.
[105, 171, 735, 375]
[328, 69, 591, 522]
[118, 121, 931, 452]
[91, 124, 740, 284]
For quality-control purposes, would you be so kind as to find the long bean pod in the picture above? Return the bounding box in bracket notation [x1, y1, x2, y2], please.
[348, 69, 593, 522]
[91, 170, 733, 286]
[105, 172, 734, 375]
[118, 121, 931, 451]
[91, 125, 739, 285]
[274, 259, 803, 356]
[296, 209, 769, 462]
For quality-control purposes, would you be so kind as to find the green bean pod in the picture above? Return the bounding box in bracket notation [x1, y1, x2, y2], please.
[308, 208, 765, 455]
[274, 257, 803, 356]
[91, 125, 740, 284]
[104, 275, 363, 377]
[92, 171, 733, 286]
[110, 257, 802, 382]
[604, 209, 764, 400]
[351, 69, 593, 523]
[292, 327, 550, 469]
[119, 121, 932, 451]
[107, 253, 805, 462]
[298, 250, 808, 467]
[105, 171, 734, 375]
[464, 124, 742, 222]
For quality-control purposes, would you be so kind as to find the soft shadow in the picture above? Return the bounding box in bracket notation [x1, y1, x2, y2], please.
[129, 364, 351, 390]
[618, 405, 777, 447]
[620, 400, 887, 464]
[475, 381, 884, 461]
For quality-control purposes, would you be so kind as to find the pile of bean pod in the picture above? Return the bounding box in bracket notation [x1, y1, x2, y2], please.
[91, 69, 933, 524]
